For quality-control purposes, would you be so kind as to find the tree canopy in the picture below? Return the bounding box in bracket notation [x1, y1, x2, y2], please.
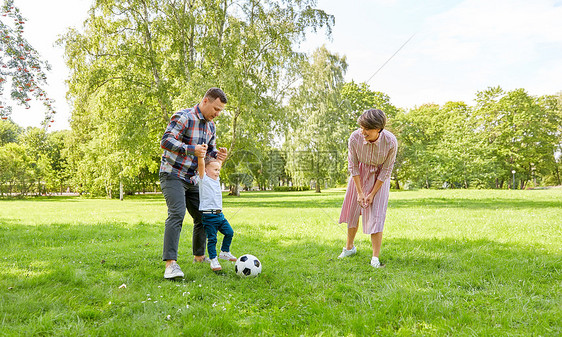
[0, 0, 55, 126]
[1, 0, 561, 197]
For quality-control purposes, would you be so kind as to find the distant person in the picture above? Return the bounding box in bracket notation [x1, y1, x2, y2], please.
[159, 88, 228, 279]
[195, 145, 236, 272]
[338, 109, 398, 268]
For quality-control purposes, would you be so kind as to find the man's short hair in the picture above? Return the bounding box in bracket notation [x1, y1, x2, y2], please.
[204, 87, 227, 104]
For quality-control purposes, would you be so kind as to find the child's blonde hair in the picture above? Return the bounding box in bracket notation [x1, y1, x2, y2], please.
[205, 157, 221, 166]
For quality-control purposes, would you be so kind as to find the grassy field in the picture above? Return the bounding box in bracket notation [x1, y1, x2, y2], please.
[0, 189, 561, 336]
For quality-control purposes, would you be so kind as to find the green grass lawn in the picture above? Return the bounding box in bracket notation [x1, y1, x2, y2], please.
[1, 189, 561, 336]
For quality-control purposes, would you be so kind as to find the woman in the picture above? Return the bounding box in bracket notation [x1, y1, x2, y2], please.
[338, 109, 398, 268]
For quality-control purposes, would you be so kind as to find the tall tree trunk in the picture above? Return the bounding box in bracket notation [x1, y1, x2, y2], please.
[229, 184, 239, 196]
[554, 165, 561, 185]
[228, 106, 242, 157]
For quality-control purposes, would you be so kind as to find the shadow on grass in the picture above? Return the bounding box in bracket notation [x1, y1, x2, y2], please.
[223, 194, 562, 210]
[4, 220, 559, 292]
[1, 219, 560, 335]
[0, 195, 83, 202]
[389, 197, 562, 209]
[4, 191, 560, 211]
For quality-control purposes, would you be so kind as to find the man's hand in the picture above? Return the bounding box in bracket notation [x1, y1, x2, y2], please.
[195, 144, 208, 158]
[217, 147, 228, 161]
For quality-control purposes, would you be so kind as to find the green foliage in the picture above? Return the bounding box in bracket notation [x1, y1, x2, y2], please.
[473, 87, 561, 188]
[0, 126, 70, 196]
[59, 0, 334, 197]
[1, 189, 561, 335]
[272, 185, 310, 191]
[0, 141, 33, 195]
[393, 87, 562, 189]
[0, 117, 21, 144]
[285, 46, 348, 192]
[0, 0, 55, 124]
[341, 81, 399, 128]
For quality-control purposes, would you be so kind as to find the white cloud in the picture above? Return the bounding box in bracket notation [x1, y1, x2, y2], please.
[419, 0, 562, 63]
[377, 0, 562, 107]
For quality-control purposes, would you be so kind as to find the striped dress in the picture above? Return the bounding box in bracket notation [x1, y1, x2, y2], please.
[339, 129, 398, 234]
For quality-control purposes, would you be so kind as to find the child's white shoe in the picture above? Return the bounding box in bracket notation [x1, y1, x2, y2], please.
[219, 251, 237, 261]
[210, 257, 222, 271]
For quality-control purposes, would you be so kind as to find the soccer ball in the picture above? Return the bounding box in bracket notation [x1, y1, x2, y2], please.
[234, 254, 262, 277]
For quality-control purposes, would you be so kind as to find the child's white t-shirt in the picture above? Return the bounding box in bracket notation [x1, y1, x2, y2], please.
[195, 174, 222, 211]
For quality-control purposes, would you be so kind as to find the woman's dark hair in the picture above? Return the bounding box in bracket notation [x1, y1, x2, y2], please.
[358, 109, 386, 130]
[204, 87, 227, 104]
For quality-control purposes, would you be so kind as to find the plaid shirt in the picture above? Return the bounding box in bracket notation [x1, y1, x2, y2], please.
[160, 105, 218, 182]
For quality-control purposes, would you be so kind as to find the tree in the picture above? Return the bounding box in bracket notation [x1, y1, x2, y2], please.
[60, 0, 334, 197]
[473, 87, 560, 189]
[286, 46, 347, 192]
[431, 101, 496, 188]
[0, 0, 55, 125]
[0, 116, 21, 144]
[0, 142, 33, 195]
[43, 130, 71, 194]
[393, 104, 443, 188]
[536, 92, 562, 186]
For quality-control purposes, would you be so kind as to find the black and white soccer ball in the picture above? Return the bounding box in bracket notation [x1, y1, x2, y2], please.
[234, 254, 261, 277]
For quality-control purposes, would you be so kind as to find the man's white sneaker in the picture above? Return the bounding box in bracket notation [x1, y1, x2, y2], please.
[338, 246, 357, 259]
[164, 262, 184, 279]
[219, 251, 237, 262]
[210, 257, 222, 271]
[371, 257, 381, 268]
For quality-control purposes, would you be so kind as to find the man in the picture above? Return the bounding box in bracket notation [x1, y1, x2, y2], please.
[159, 87, 228, 279]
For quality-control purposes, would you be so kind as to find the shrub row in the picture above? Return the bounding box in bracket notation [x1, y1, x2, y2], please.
[272, 185, 310, 192]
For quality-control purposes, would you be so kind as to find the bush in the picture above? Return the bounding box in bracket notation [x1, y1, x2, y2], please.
[272, 185, 310, 192]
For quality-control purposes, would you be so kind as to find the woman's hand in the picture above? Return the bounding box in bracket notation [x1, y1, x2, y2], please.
[364, 180, 383, 207]
[357, 192, 366, 208]
[365, 192, 375, 206]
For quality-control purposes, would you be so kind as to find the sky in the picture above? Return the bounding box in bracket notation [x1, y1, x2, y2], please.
[5, 0, 562, 131]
